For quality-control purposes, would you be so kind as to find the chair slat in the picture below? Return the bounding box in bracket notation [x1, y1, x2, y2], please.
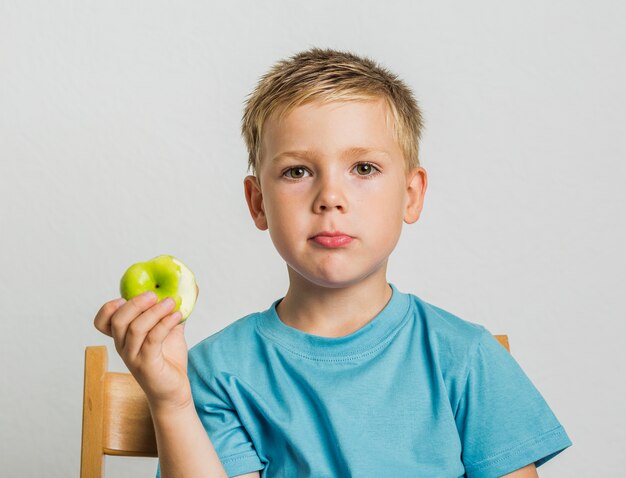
[80, 346, 107, 477]
[103, 372, 158, 457]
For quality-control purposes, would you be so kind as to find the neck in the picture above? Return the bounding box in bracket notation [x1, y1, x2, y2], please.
[275, 267, 393, 338]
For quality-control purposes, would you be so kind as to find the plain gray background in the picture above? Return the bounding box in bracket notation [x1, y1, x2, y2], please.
[1, 1, 624, 476]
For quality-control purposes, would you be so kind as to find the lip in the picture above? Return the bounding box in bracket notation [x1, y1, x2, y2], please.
[310, 230, 352, 238]
[309, 231, 354, 248]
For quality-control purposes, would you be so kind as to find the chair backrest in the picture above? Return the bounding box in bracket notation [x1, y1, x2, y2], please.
[80, 335, 510, 477]
[80, 346, 157, 478]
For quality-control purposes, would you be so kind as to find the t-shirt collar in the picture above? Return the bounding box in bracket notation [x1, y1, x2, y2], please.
[256, 282, 411, 360]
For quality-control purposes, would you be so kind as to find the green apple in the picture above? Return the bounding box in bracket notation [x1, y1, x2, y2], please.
[119, 254, 198, 322]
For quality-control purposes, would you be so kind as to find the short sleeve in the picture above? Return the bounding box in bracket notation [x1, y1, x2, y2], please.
[156, 352, 264, 478]
[455, 329, 572, 478]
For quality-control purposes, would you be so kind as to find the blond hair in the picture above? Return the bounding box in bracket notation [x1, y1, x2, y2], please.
[241, 47, 425, 178]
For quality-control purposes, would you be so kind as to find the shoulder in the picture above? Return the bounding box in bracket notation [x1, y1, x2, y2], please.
[187, 312, 262, 378]
[409, 293, 490, 356]
[404, 293, 499, 393]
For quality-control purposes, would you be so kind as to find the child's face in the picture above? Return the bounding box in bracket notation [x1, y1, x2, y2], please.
[244, 97, 427, 288]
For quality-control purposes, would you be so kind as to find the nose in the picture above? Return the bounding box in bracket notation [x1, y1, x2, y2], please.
[312, 173, 347, 213]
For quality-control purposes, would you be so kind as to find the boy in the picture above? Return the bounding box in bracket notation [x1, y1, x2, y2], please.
[94, 48, 572, 477]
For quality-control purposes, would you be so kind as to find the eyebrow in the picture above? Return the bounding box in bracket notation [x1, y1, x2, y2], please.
[272, 147, 390, 163]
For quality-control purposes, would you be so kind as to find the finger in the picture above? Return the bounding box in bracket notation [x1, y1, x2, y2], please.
[123, 297, 177, 359]
[110, 291, 158, 352]
[139, 310, 184, 362]
[94, 298, 127, 337]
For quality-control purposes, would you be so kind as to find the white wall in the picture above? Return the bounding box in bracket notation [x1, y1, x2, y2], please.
[1, 1, 624, 476]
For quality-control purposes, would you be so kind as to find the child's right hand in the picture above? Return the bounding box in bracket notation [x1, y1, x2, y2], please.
[93, 290, 194, 412]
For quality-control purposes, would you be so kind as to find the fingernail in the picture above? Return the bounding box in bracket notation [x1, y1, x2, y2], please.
[141, 291, 157, 301]
[162, 297, 175, 308]
[115, 298, 127, 306]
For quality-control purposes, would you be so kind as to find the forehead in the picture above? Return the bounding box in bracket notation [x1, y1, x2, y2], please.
[261, 97, 400, 162]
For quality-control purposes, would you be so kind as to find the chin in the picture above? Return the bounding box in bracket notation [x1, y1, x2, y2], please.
[289, 265, 379, 290]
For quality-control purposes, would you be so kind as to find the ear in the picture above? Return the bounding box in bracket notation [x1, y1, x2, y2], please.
[244, 175, 268, 231]
[404, 167, 428, 224]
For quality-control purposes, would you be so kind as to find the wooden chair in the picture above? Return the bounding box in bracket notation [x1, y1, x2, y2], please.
[80, 336, 510, 477]
[80, 346, 157, 478]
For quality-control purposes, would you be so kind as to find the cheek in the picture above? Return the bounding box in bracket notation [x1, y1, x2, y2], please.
[268, 183, 312, 216]
[264, 193, 305, 234]
[362, 188, 405, 234]
[360, 182, 402, 212]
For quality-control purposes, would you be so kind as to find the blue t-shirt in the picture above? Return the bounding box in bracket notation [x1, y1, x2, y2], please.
[157, 283, 572, 477]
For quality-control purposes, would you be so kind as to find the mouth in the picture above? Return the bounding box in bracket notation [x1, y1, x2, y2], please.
[309, 230, 352, 239]
[309, 231, 354, 248]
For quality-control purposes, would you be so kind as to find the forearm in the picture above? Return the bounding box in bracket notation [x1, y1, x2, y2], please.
[150, 401, 229, 478]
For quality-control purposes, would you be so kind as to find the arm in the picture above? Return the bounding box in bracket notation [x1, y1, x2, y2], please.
[151, 401, 230, 478]
[500, 463, 538, 478]
[94, 292, 233, 478]
[455, 331, 571, 476]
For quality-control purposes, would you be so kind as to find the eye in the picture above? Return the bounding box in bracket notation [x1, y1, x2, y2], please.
[282, 166, 310, 180]
[281, 162, 381, 180]
[354, 162, 381, 177]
